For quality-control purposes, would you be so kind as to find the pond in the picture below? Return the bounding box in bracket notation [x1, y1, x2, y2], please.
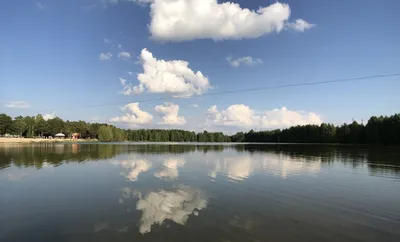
[0, 143, 399, 242]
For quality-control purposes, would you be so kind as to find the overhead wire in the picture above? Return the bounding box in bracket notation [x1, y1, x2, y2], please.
[64, 73, 399, 110]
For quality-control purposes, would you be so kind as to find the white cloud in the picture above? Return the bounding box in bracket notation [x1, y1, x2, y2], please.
[119, 77, 127, 86]
[121, 48, 210, 97]
[5, 101, 31, 109]
[91, 116, 99, 121]
[43, 112, 56, 121]
[35, 2, 44, 10]
[260, 107, 322, 128]
[136, 186, 207, 234]
[189, 104, 199, 108]
[226, 56, 263, 67]
[207, 104, 254, 127]
[118, 44, 122, 48]
[206, 105, 322, 129]
[118, 52, 132, 60]
[128, 72, 133, 75]
[287, 19, 315, 32]
[154, 158, 185, 180]
[110, 103, 153, 125]
[104, 38, 111, 44]
[149, 0, 313, 42]
[119, 77, 143, 95]
[154, 103, 186, 125]
[99, 52, 112, 60]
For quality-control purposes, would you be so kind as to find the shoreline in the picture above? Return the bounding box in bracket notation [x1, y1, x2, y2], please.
[0, 138, 396, 147]
[0, 138, 98, 143]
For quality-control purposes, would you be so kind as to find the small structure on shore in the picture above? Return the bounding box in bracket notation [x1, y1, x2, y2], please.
[55, 133, 65, 139]
[71, 133, 80, 140]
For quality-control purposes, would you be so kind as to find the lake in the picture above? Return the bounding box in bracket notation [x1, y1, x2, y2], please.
[0, 143, 399, 242]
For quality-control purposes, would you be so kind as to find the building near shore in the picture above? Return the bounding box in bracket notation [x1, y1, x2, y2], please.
[55, 133, 65, 139]
[71, 133, 80, 140]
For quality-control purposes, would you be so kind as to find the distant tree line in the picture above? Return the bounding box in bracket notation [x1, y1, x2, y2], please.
[0, 113, 399, 144]
[0, 114, 120, 141]
[126, 129, 229, 142]
[0, 114, 230, 142]
[231, 114, 400, 145]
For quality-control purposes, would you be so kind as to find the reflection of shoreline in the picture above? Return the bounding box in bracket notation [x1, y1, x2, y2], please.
[0, 144, 134, 169]
[1, 144, 399, 175]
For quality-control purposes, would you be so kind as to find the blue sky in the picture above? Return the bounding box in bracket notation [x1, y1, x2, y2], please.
[1, 0, 399, 132]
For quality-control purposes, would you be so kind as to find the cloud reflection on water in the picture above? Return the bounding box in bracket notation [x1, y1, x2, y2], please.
[136, 185, 207, 234]
[119, 186, 207, 234]
[262, 154, 321, 179]
[209, 153, 321, 180]
[115, 158, 152, 181]
[209, 156, 253, 181]
[6, 170, 28, 181]
[154, 158, 186, 180]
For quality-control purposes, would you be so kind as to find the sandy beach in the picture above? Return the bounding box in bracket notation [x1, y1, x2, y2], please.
[0, 138, 97, 143]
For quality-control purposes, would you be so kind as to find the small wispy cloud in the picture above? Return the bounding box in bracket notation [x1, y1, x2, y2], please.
[226, 56, 263, 68]
[118, 52, 132, 60]
[189, 104, 199, 108]
[5, 101, 31, 109]
[101, 0, 152, 8]
[104, 38, 111, 44]
[35, 2, 44, 10]
[286, 19, 315, 32]
[99, 52, 112, 61]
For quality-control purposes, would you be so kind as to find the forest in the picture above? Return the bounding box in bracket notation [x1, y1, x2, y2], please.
[0, 113, 399, 145]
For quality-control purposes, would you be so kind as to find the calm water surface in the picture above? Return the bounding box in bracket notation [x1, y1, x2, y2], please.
[0, 143, 399, 242]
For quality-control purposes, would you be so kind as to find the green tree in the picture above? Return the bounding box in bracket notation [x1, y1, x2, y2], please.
[232, 132, 245, 142]
[35, 114, 48, 137]
[23, 116, 35, 138]
[76, 120, 89, 138]
[112, 127, 125, 142]
[0, 114, 13, 135]
[89, 123, 101, 139]
[12, 116, 27, 136]
[98, 125, 114, 142]
[47, 117, 65, 135]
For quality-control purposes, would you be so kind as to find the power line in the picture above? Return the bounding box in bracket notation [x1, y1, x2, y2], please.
[75, 73, 399, 109]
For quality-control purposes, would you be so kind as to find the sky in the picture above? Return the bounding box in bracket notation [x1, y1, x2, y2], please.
[1, 0, 399, 133]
